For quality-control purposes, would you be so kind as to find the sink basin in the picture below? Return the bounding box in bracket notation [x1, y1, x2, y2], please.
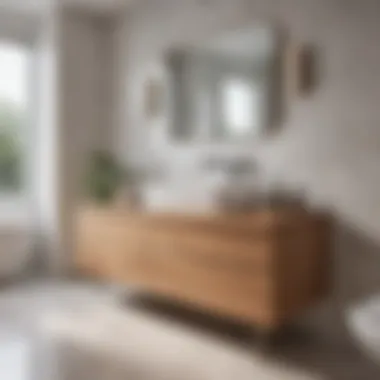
[141, 180, 223, 214]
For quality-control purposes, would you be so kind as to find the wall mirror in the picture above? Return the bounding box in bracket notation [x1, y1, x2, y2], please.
[166, 25, 284, 143]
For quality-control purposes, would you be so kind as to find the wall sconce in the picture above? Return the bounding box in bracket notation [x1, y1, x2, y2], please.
[297, 45, 318, 95]
[285, 41, 319, 98]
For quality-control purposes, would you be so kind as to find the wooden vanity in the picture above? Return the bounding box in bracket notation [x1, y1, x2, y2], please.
[75, 207, 332, 331]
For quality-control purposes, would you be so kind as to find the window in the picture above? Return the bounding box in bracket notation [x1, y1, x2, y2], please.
[220, 77, 260, 137]
[0, 42, 29, 196]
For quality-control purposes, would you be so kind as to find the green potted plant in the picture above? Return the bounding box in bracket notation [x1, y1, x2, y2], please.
[0, 132, 22, 192]
[85, 151, 124, 204]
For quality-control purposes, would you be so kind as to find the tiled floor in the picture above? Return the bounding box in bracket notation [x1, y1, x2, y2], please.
[0, 280, 379, 380]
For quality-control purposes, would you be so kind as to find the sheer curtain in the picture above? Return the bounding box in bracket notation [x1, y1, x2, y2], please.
[0, 40, 34, 277]
[0, 7, 55, 277]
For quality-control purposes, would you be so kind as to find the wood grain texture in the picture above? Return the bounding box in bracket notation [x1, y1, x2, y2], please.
[75, 207, 333, 331]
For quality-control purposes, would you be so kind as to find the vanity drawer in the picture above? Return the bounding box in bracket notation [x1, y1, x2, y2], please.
[138, 236, 274, 324]
[76, 216, 142, 280]
[142, 231, 271, 286]
[148, 230, 272, 274]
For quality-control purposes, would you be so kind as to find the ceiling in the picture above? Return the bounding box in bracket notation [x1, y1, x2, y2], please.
[63, 0, 133, 14]
[0, 0, 133, 15]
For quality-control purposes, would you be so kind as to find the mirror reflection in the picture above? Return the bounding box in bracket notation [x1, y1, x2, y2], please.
[166, 26, 282, 142]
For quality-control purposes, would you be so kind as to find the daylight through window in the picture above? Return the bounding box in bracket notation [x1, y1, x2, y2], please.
[0, 42, 29, 194]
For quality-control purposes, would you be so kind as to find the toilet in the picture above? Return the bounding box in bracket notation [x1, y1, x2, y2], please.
[347, 296, 380, 362]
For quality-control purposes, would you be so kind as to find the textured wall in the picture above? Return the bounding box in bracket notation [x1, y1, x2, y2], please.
[114, 0, 380, 332]
[116, 0, 380, 229]
[59, 10, 114, 271]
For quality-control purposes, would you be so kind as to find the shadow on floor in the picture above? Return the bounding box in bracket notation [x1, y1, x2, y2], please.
[128, 293, 380, 380]
[124, 214, 380, 380]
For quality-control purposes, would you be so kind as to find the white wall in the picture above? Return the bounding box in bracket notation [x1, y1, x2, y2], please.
[113, 0, 380, 236]
[33, 6, 61, 274]
[58, 9, 115, 271]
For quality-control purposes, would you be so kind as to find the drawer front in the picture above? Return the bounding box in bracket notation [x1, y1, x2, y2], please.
[137, 232, 274, 322]
[76, 218, 141, 280]
[148, 231, 272, 277]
